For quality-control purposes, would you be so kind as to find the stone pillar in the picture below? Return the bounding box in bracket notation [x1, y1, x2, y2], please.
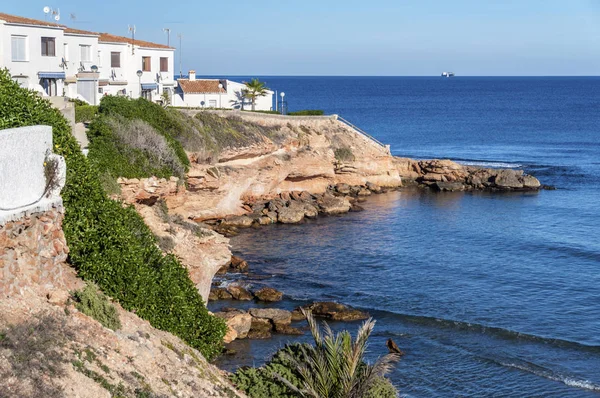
[0, 125, 68, 297]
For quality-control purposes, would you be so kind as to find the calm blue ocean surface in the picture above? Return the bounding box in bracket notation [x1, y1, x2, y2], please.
[208, 77, 600, 397]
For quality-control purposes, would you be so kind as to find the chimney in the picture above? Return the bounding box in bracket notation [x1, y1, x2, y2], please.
[189, 70, 196, 81]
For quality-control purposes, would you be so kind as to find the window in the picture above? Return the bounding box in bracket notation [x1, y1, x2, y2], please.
[41, 37, 56, 56]
[111, 52, 121, 67]
[208, 99, 217, 108]
[142, 57, 151, 71]
[160, 57, 168, 72]
[11, 35, 27, 61]
[80, 45, 91, 62]
[63, 43, 69, 61]
[97, 50, 102, 66]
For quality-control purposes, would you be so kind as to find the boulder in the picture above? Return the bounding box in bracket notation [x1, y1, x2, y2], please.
[366, 182, 382, 193]
[317, 194, 351, 215]
[248, 317, 273, 339]
[522, 175, 541, 189]
[335, 183, 351, 195]
[433, 182, 465, 192]
[275, 324, 304, 335]
[357, 188, 371, 196]
[227, 285, 254, 301]
[306, 302, 369, 321]
[230, 255, 249, 272]
[302, 203, 319, 218]
[209, 288, 233, 301]
[350, 203, 365, 212]
[249, 308, 292, 326]
[258, 216, 273, 225]
[215, 311, 252, 340]
[278, 204, 305, 224]
[493, 169, 524, 189]
[221, 215, 254, 228]
[254, 287, 283, 302]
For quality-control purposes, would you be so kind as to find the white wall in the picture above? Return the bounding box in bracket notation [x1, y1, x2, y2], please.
[0, 22, 66, 95]
[96, 41, 175, 102]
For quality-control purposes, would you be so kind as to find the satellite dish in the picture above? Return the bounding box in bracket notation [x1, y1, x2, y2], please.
[43, 6, 50, 14]
[54, 15, 60, 21]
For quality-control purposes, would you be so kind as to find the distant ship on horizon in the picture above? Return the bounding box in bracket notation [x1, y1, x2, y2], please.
[442, 72, 455, 77]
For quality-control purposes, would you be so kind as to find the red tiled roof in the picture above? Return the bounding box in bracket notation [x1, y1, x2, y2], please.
[0, 12, 171, 49]
[0, 12, 63, 28]
[178, 79, 226, 94]
[98, 32, 173, 49]
[64, 27, 98, 36]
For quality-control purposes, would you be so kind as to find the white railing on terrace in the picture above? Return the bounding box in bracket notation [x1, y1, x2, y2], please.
[336, 115, 388, 149]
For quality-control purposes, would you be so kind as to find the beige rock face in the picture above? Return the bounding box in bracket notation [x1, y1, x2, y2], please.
[0, 211, 244, 398]
[130, 202, 231, 304]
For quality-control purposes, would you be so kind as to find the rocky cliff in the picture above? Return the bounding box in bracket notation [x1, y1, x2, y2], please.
[0, 205, 244, 398]
[116, 111, 541, 307]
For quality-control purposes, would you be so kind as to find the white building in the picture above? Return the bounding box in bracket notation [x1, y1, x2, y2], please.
[173, 70, 274, 111]
[96, 33, 175, 103]
[0, 12, 174, 105]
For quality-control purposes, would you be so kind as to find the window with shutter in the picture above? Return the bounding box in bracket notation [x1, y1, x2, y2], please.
[11, 35, 27, 61]
[41, 37, 56, 56]
[80, 45, 92, 62]
[142, 57, 151, 72]
[111, 52, 121, 67]
[160, 57, 168, 72]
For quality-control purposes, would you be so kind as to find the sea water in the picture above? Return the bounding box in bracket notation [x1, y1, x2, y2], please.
[208, 77, 600, 397]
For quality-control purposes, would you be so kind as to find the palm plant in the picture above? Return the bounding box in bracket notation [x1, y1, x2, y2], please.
[276, 309, 401, 398]
[243, 78, 269, 111]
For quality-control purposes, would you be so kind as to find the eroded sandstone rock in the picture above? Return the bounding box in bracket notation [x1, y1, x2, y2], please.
[254, 287, 283, 302]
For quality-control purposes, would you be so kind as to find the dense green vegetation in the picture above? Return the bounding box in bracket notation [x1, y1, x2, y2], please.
[231, 311, 399, 398]
[287, 110, 325, 116]
[0, 69, 226, 360]
[72, 283, 121, 331]
[97, 96, 190, 169]
[74, 105, 98, 123]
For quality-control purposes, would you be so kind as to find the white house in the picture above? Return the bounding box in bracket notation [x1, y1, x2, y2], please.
[173, 70, 274, 111]
[0, 12, 67, 97]
[0, 12, 174, 105]
[96, 33, 175, 103]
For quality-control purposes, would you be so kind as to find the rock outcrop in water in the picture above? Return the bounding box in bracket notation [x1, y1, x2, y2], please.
[395, 158, 541, 191]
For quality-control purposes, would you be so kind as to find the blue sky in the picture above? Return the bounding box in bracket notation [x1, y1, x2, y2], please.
[4, 0, 600, 75]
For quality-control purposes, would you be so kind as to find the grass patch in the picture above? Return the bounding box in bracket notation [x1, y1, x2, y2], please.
[72, 283, 122, 331]
[334, 147, 355, 162]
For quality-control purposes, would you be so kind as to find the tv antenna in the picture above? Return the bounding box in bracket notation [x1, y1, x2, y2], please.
[177, 33, 183, 78]
[163, 28, 171, 47]
[128, 25, 136, 54]
[43, 6, 60, 22]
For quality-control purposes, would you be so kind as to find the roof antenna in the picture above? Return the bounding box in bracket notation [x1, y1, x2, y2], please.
[163, 28, 171, 47]
[128, 25, 136, 54]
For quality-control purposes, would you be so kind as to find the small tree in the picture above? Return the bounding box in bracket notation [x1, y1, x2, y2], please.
[243, 78, 269, 111]
[276, 309, 401, 398]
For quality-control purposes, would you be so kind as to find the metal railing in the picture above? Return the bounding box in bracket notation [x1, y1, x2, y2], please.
[336, 116, 388, 149]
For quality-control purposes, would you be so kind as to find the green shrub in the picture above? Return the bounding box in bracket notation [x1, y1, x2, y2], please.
[75, 105, 98, 123]
[0, 68, 226, 361]
[287, 110, 324, 116]
[231, 343, 398, 398]
[231, 344, 306, 398]
[72, 283, 122, 330]
[87, 115, 185, 179]
[98, 96, 190, 170]
[334, 147, 355, 162]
